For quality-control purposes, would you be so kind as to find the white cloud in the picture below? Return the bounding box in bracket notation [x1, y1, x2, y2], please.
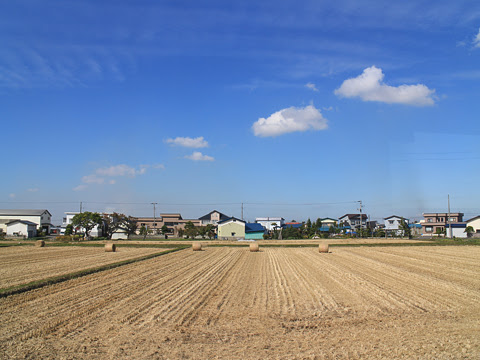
[323, 106, 334, 111]
[9, 193, 16, 198]
[305, 82, 319, 92]
[166, 136, 209, 148]
[96, 164, 139, 177]
[334, 66, 435, 106]
[82, 174, 105, 184]
[474, 28, 480, 48]
[27, 188, 39, 192]
[185, 151, 215, 161]
[252, 105, 328, 137]
[73, 184, 87, 191]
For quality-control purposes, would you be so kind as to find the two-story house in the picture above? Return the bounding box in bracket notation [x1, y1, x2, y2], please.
[338, 214, 367, 230]
[384, 215, 409, 236]
[0, 209, 53, 234]
[421, 212, 464, 237]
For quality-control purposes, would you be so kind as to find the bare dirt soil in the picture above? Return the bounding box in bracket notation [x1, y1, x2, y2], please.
[0, 246, 479, 359]
[0, 246, 170, 289]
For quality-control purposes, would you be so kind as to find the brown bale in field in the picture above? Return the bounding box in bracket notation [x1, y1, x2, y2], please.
[35, 240, 45, 247]
[318, 244, 329, 253]
[192, 242, 202, 251]
[250, 243, 259, 252]
[105, 243, 116, 252]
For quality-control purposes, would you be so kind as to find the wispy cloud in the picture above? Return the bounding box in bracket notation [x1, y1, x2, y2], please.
[27, 188, 39, 192]
[74, 163, 164, 191]
[305, 82, 319, 92]
[252, 105, 328, 137]
[335, 66, 436, 106]
[166, 136, 209, 148]
[474, 27, 480, 48]
[185, 151, 214, 161]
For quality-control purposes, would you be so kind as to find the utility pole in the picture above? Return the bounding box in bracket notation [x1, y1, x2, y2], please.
[80, 202, 83, 213]
[357, 200, 363, 237]
[448, 194, 451, 238]
[241, 203, 244, 221]
[151, 202, 157, 235]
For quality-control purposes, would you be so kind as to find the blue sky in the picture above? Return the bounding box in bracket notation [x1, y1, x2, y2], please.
[1, 0, 480, 224]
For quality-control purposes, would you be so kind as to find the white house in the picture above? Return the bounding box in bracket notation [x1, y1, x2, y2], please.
[466, 216, 480, 237]
[6, 220, 37, 238]
[255, 217, 285, 231]
[61, 211, 103, 237]
[0, 209, 52, 234]
[338, 214, 367, 230]
[384, 215, 409, 236]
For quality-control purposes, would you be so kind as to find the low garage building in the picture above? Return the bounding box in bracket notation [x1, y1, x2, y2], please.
[245, 223, 265, 240]
[6, 220, 37, 238]
[217, 217, 245, 240]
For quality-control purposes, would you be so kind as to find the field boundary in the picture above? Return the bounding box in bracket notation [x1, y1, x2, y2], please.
[0, 247, 188, 298]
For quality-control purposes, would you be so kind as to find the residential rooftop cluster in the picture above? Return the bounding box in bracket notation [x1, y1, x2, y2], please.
[1, 209, 479, 240]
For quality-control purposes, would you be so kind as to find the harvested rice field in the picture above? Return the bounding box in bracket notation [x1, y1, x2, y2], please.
[1, 246, 479, 359]
[0, 246, 171, 289]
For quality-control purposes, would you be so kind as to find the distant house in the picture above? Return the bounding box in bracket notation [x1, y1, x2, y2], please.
[466, 216, 480, 237]
[245, 223, 265, 240]
[111, 229, 129, 240]
[217, 217, 246, 239]
[421, 213, 464, 237]
[284, 222, 302, 229]
[6, 220, 37, 238]
[384, 215, 409, 236]
[409, 223, 422, 236]
[134, 213, 201, 236]
[198, 210, 229, 226]
[0, 209, 52, 234]
[338, 214, 367, 230]
[255, 217, 285, 231]
[320, 218, 337, 227]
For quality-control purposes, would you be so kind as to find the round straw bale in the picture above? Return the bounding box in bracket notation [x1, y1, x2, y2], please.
[35, 240, 45, 247]
[192, 242, 202, 251]
[249, 242, 259, 252]
[318, 243, 329, 253]
[105, 243, 116, 252]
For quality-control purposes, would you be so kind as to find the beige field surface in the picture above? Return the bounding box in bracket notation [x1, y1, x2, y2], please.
[1, 246, 479, 359]
[98, 237, 428, 246]
[0, 246, 170, 289]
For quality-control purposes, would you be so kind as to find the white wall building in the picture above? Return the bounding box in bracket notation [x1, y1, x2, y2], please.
[466, 216, 480, 237]
[384, 215, 409, 236]
[6, 220, 37, 238]
[61, 211, 103, 236]
[255, 217, 285, 231]
[0, 209, 52, 234]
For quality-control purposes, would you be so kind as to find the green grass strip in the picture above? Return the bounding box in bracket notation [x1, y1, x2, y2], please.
[0, 247, 187, 298]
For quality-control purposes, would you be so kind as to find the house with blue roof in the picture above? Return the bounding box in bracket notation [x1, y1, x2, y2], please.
[245, 223, 265, 240]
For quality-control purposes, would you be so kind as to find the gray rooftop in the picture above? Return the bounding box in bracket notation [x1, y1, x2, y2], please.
[0, 209, 51, 216]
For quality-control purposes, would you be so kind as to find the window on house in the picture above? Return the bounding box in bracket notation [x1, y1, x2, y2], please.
[425, 226, 433, 232]
[389, 220, 394, 224]
[427, 218, 433, 222]
[448, 218, 456, 222]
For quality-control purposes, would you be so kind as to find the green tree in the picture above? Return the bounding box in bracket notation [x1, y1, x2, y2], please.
[161, 224, 169, 235]
[306, 218, 312, 229]
[465, 226, 474, 238]
[65, 224, 73, 236]
[103, 213, 136, 239]
[315, 218, 322, 230]
[71, 212, 103, 239]
[184, 221, 197, 239]
[206, 224, 215, 239]
[435, 227, 444, 237]
[399, 218, 411, 238]
[197, 226, 208, 239]
[139, 225, 148, 240]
